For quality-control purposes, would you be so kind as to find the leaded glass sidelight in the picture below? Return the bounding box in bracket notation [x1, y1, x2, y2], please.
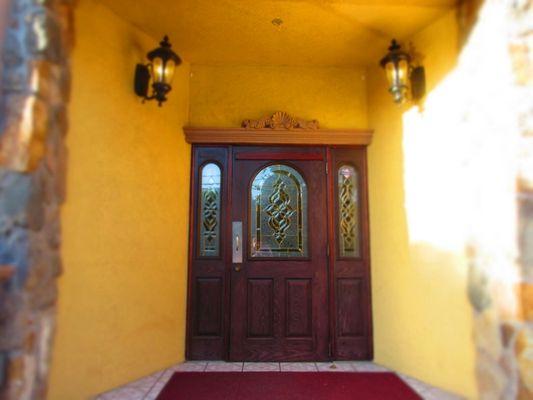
[250, 164, 308, 258]
[338, 165, 360, 258]
[199, 163, 221, 257]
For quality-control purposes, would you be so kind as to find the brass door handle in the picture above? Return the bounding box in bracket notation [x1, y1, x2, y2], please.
[232, 222, 243, 268]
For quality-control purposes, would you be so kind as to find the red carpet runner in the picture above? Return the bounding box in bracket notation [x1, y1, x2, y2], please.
[156, 372, 422, 400]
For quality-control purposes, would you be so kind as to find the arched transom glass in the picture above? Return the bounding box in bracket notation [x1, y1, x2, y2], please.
[199, 163, 221, 257]
[338, 165, 360, 258]
[250, 164, 308, 258]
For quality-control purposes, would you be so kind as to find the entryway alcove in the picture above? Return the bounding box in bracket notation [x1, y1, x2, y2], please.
[184, 112, 374, 362]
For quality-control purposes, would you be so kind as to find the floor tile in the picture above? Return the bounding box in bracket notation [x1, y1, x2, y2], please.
[127, 371, 164, 392]
[95, 360, 464, 400]
[205, 361, 244, 371]
[144, 380, 167, 400]
[143, 364, 207, 400]
[97, 386, 145, 400]
[316, 361, 356, 372]
[400, 375, 434, 396]
[243, 362, 280, 371]
[351, 362, 389, 372]
[169, 361, 207, 372]
[422, 387, 464, 400]
[280, 362, 318, 372]
[143, 367, 182, 400]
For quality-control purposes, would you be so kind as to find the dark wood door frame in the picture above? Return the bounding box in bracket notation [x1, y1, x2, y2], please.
[185, 117, 373, 361]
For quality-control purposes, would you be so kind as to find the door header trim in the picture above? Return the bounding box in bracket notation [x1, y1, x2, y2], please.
[184, 127, 373, 146]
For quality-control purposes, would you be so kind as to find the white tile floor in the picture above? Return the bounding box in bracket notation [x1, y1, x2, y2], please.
[95, 361, 463, 400]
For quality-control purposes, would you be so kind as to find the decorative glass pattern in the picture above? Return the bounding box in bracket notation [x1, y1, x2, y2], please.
[338, 165, 360, 258]
[199, 163, 221, 257]
[250, 165, 308, 258]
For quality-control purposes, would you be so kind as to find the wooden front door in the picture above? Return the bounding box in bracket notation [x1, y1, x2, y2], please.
[229, 147, 329, 361]
[186, 145, 372, 362]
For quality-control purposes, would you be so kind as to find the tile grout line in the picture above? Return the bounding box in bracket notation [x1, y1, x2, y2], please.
[141, 368, 166, 400]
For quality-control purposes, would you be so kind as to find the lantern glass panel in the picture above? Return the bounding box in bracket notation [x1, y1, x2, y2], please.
[398, 59, 409, 87]
[163, 59, 176, 84]
[385, 61, 397, 87]
[152, 57, 165, 84]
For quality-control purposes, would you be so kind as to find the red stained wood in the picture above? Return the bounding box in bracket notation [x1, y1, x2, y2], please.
[186, 145, 373, 361]
[235, 152, 324, 161]
[184, 127, 373, 146]
[186, 147, 230, 360]
[195, 278, 223, 336]
[247, 279, 274, 338]
[286, 279, 313, 338]
[229, 146, 329, 361]
[330, 147, 373, 360]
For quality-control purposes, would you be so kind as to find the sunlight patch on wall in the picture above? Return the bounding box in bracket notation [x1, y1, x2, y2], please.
[402, 1, 520, 286]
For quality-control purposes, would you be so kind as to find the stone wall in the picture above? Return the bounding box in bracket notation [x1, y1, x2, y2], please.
[512, 0, 533, 398]
[0, 0, 74, 399]
[464, 0, 533, 399]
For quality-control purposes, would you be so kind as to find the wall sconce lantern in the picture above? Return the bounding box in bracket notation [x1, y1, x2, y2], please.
[380, 39, 425, 104]
[134, 35, 182, 106]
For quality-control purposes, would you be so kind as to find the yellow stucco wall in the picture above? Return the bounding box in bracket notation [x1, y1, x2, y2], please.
[189, 65, 368, 128]
[367, 11, 478, 398]
[47, 3, 477, 399]
[47, 1, 190, 398]
[188, 22, 477, 397]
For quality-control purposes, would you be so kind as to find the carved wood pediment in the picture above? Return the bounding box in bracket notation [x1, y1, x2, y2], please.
[242, 111, 319, 130]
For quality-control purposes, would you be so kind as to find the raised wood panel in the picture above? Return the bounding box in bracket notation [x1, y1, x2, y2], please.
[247, 279, 274, 338]
[336, 278, 364, 338]
[186, 146, 229, 360]
[184, 127, 373, 146]
[195, 278, 223, 336]
[286, 279, 312, 338]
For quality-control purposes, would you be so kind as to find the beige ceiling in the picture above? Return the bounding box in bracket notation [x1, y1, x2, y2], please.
[99, 0, 457, 66]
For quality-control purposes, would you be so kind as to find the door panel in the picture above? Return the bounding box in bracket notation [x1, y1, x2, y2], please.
[336, 278, 364, 337]
[229, 147, 329, 361]
[328, 147, 373, 360]
[186, 147, 230, 360]
[195, 278, 223, 336]
[247, 279, 274, 338]
[286, 279, 313, 337]
[186, 145, 373, 362]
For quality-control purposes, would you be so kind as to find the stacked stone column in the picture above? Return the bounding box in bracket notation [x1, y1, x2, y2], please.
[512, 1, 533, 398]
[0, 0, 74, 399]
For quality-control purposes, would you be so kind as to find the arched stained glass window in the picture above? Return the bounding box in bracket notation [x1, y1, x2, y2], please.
[199, 163, 221, 257]
[250, 164, 308, 258]
[338, 165, 360, 258]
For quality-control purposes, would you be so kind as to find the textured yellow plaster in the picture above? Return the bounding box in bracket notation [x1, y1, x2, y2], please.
[367, 11, 478, 398]
[189, 64, 368, 129]
[48, 0, 190, 398]
[99, 0, 455, 66]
